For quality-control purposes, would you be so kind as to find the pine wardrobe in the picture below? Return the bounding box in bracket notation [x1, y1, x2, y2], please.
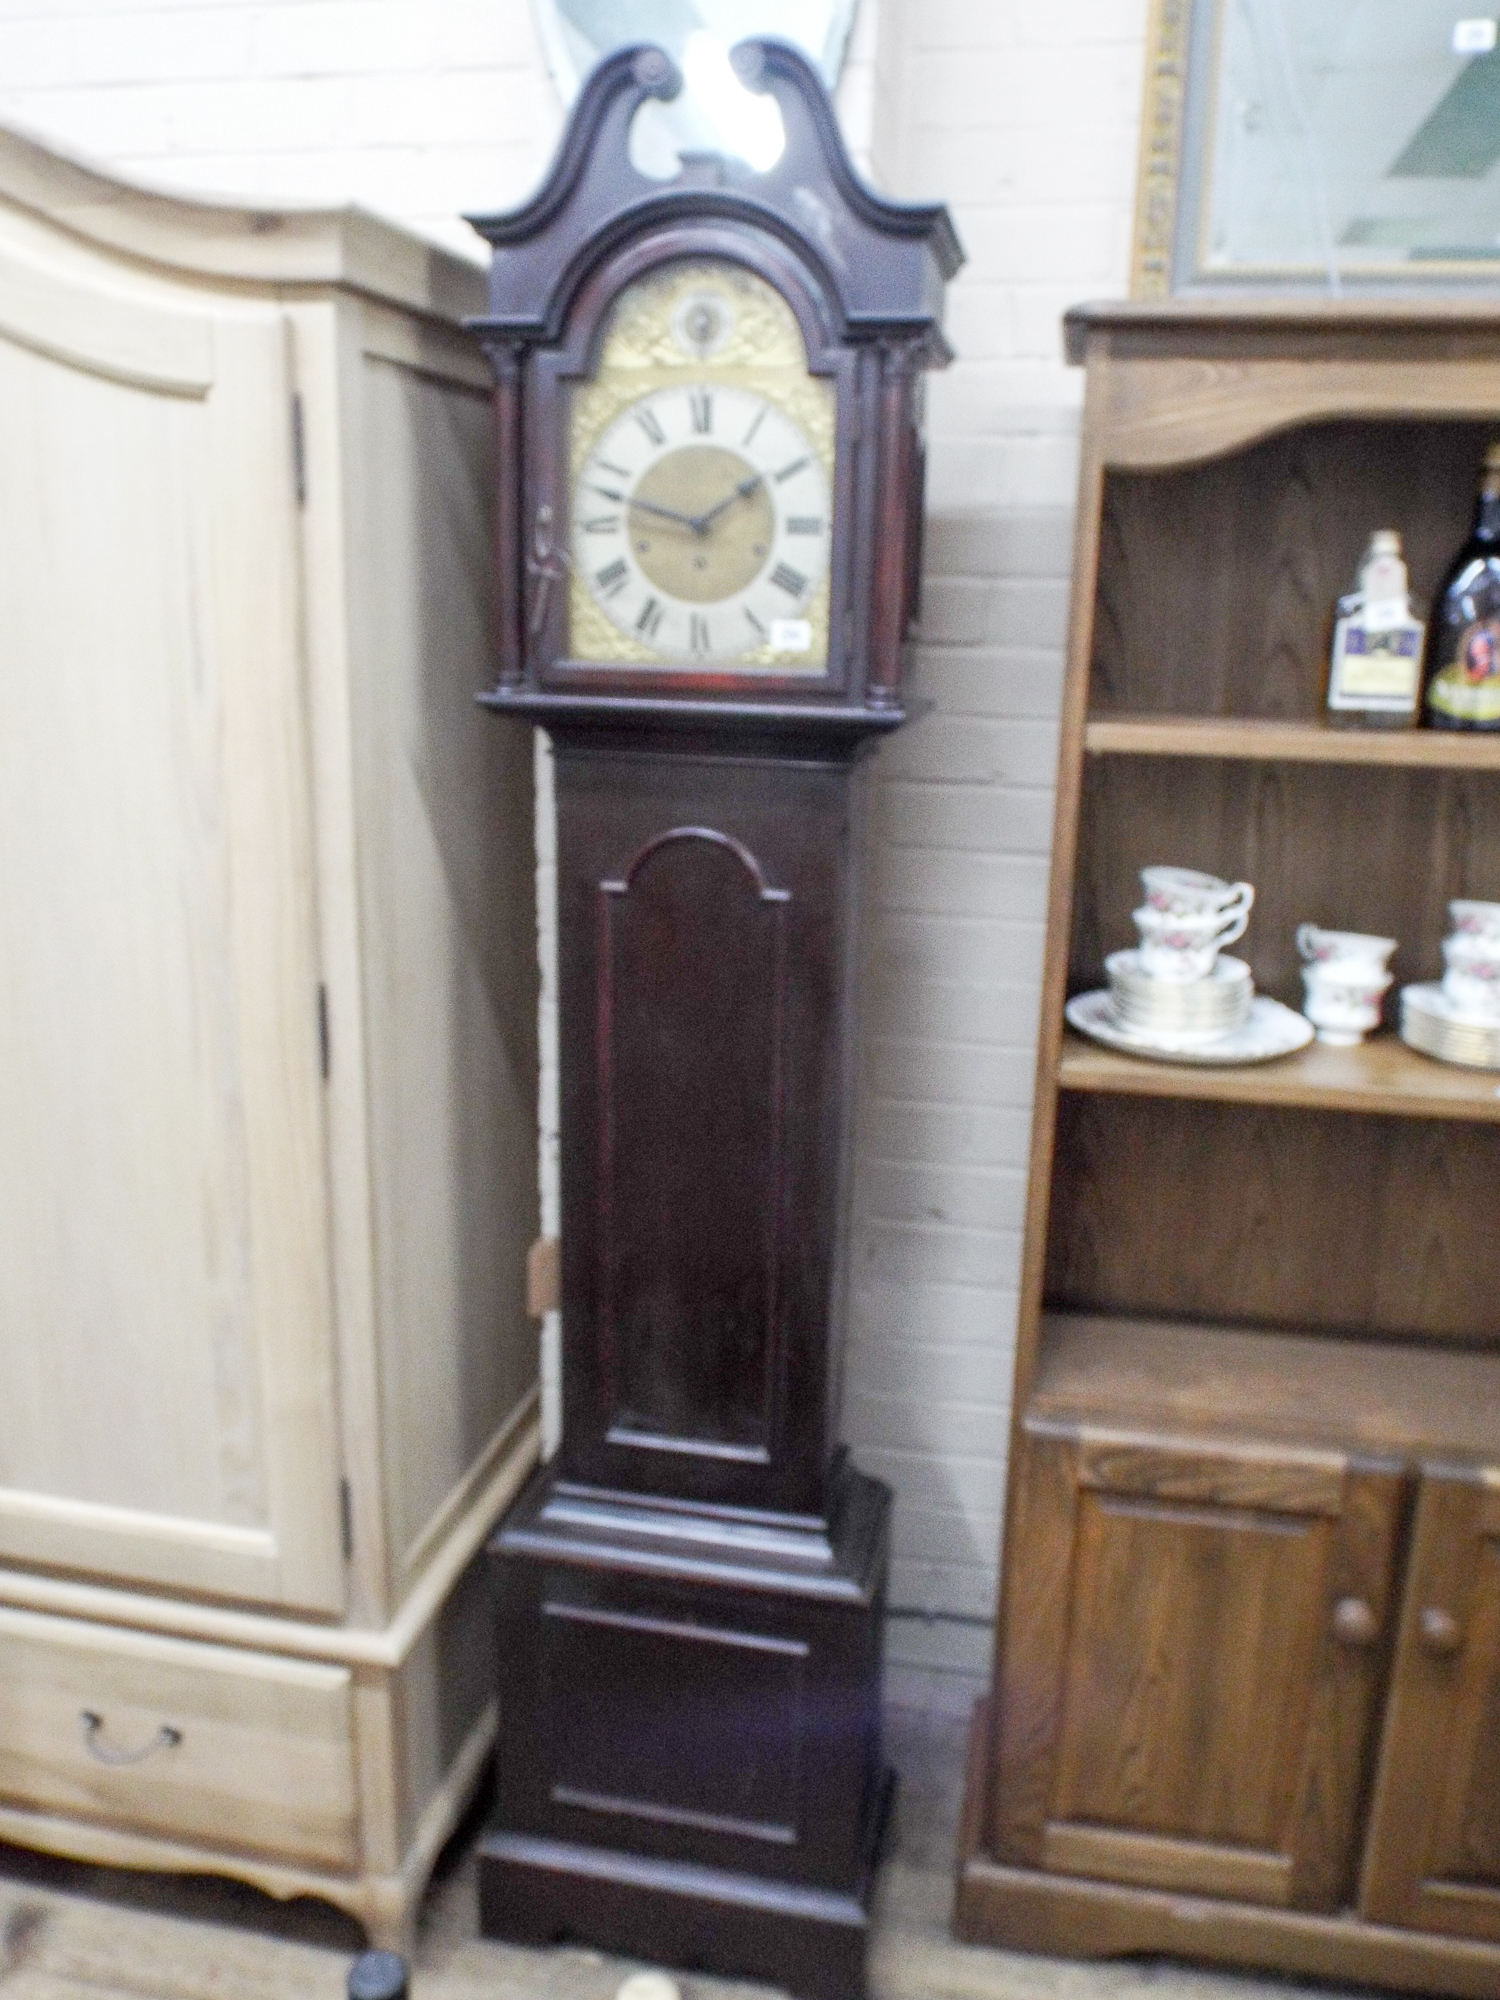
[0, 127, 538, 1946]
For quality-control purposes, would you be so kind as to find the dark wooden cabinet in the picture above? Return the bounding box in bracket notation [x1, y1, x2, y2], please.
[1363, 1465, 1500, 1942]
[954, 301, 1500, 1999]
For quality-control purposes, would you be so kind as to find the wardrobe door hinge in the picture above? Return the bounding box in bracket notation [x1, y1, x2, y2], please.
[291, 392, 307, 506]
[339, 1478, 354, 1560]
[317, 983, 331, 1080]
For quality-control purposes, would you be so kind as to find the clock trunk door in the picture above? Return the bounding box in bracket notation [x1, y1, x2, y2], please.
[554, 742, 858, 1517]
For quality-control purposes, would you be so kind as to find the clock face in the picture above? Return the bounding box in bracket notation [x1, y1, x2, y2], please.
[573, 382, 831, 664]
[566, 258, 837, 675]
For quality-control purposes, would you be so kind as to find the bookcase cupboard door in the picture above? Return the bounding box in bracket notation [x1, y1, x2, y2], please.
[0, 257, 345, 1613]
[989, 1423, 1403, 1912]
[1362, 1465, 1500, 1942]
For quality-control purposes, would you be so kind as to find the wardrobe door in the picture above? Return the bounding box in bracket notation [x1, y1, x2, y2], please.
[1362, 1463, 1500, 1942]
[0, 242, 344, 1612]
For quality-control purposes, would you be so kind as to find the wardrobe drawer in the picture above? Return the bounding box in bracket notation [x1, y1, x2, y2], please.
[0, 1604, 358, 1870]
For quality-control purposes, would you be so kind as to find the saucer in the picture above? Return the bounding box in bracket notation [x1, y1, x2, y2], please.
[1106, 950, 1254, 1034]
[1066, 989, 1315, 1066]
[1107, 949, 1253, 993]
[1400, 982, 1500, 1070]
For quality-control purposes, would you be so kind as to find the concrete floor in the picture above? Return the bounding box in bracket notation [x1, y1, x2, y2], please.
[0, 1678, 1383, 2000]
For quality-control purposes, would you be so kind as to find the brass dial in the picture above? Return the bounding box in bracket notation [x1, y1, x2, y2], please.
[630, 444, 775, 602]
[573, 381, 831, 662]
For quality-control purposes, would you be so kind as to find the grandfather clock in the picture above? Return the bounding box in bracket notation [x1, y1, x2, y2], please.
[467, 40, 960, 2000]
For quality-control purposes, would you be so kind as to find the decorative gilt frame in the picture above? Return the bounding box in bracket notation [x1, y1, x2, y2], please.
[1129, 0, 1191, 300]
[1130, 0, 1500, 296]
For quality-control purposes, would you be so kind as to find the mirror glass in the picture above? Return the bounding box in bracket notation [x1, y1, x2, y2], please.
[532, 0, 860, 176]
[1181, 0, 1500, 283]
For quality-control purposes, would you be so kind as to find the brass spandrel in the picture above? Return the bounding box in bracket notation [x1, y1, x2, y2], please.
[595, 258, 808, 374]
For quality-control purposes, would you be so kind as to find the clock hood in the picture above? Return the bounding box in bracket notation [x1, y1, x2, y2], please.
[465, 36, 962, 361]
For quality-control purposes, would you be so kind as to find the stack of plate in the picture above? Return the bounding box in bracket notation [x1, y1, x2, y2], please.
[1400, 983, 1500, 1070]
[1105, 950, 1254, 1044]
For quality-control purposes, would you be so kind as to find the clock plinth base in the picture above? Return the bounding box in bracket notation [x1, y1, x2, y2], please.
[477, 1460, 893, 2000]
[477, 1774, 894, 2000]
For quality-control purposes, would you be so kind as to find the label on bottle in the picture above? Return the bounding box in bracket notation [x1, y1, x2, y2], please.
[1329, 611, 1424, 711]
[1427, 615, 1500, 722]
[1363, 596, 1408, 632]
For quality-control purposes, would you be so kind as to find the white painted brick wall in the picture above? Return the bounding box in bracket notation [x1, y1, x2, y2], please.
[0, 0, 882, 256]
[856, 0, 1147, 1677]
[0, 0, 1150, 1680]
[0, 0, 562, 256]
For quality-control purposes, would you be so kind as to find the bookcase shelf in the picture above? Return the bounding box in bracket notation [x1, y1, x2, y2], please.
[1058, 1028, 1500, 1121]
[1084, 713, 1500, 769]
[1033, 1312, 1500, 1466]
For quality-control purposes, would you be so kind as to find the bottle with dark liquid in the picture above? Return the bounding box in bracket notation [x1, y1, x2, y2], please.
[1423, 443, 1500, 730]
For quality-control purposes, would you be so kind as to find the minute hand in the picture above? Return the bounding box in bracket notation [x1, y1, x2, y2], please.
[693, 471, 765, 532]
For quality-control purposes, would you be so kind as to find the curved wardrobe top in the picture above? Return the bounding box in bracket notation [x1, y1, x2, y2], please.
[0, 119, 486, 323]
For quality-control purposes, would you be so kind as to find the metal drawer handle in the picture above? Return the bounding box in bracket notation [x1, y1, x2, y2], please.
[79, 1709, 182, 1766]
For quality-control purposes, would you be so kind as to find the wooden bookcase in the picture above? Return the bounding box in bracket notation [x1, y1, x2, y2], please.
[954, 300, 1500, 1997]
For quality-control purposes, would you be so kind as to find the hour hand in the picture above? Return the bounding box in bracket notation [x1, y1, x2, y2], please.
[694, 471, 765, 531]
[624, 494, 703, 533]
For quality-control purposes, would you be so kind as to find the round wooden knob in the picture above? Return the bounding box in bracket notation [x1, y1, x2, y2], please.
[1420, 1606, 1464, 1655]
[1331, 1596, 1378, 1646]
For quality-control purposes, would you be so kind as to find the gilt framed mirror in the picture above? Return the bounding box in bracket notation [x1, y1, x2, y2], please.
[1135, 0, 1500, 293]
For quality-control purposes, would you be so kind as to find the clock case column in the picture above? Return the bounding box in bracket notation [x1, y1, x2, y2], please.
[464, 42, 961, 1999]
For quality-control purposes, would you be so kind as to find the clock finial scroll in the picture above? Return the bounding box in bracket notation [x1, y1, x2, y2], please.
[467, 42, 960, 2000]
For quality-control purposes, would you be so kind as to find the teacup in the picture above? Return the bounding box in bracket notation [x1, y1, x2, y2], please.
[1134, 899, 1251, 982]
[1441, 933, 1500, 1022]
[1442, 930, 1500, 973]
[1141, 866, 1255, 925]
[1297, 925, 1397, 973]
[1301, 960, 1394, 1046]
[1449, 899, 1500, 943]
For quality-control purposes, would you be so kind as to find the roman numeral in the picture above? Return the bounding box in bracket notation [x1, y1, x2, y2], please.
[634, 407, 665, 447]
[785, 517, 822, 535]
[689, 389, 713, 435]
[744, 607, 768, 639]
[594, 559, 628, 598]
[635, 596, 664, 639]
[597, 458, 630, 478]
[742, 405, 767, 448]
[689, 613, 711, 654]
[583, 515, 620, 533]
[590, 483, 625, 503]
[770, 562, 807, 597]
[773, 456, 809, 484]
